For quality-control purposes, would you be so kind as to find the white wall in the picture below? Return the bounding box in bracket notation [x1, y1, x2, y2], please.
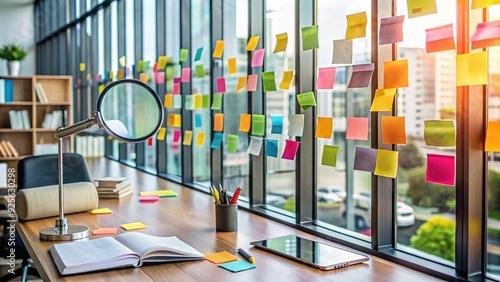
[0, 2, 35, 76]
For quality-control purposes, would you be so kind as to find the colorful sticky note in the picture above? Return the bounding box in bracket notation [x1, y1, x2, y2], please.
[301, 25, 319, 50]
[374, 149, 399, 179]
[194, 47, 203, 61]
[164, 94, 173, 108]
[346, 117, 369, 141]
[274, 33, 288, 53]
[185, 95, 194, 110]
[485, 121, 500, 152]
[316, 117, 333, 139]
[80, 63, 85, 71]
[142, 61, 150, 71]
[333, 39, 353, 64]
[158, 56, 167, 69]
[321, 145, 339, 167]
[227, 135, 238, 152]
[147, 137, 153, 146]
[172, 114, 181, 127]
[202, 95, 210, 108]
[140, 73, 148, 83]
[379, 15, 404, 45]
[211, 93, 223, 110]
[472, 0, 500, 9]
[140, 190, 177, 197]
[282, 139, 299, 160]
[173, 64, 181, 77]
[216, 77, 226, 93]
[183, 130, 193, 146]
[348, 63, 375, 88]
[211, 132, 224, 149]
[180, 48, 189, 62]
[470, 20, 500, 49]
[109, 71, 114, 79]
[157, 127, 167, 141]
[193, 94, 202, 109]
[239, 114, 251, 132]
[90, 208, 113, 214]
[262, 71, 277, 92]
[219, 260, 256, 273]
[119, 56, 126, 67]
[426, 154, 455, 186]
[139, 195, 160, 202]
[246, 74, 258, 91]
[270, 114, 283, 134]
[353, 146, 377, 172]
[246, 36, 260, 51]
[195, 64, 205, 78]
[456, 51, 488, 86]
[214, 113, 224, 132]
[167, 114, 175, 127]
[381, 116, 406, 144]
[384, 59, 408, 88]
[247, 136, 263, 156]
[173, 95, 182, 109]
[120, 222, 148, 231]
[265, 139, 279, 158]
[424, 120, 456, 147]
[137, 60, 144, 72]
[280, 70, 294, 90]
[236, 76, 247, 93]
[213, 40, 225, 58]
[407, 0, 437, 18]
[316, 67, 336, 90]
[296, 92, 317, 111]
[172, 129, 181, 142]
[195, 114, 202, 128]
[370, 88, 396, 112]
[425, 24, 456, 53]
[346, 12, 368, 39]
[251, 114, 265, 136]
[181, 68, 191, 82]
[289, 114, 304, 136]
[228, 58, 237, 74]
[93, 228, 118, 235]
[204, 251, 239, 264]
[98, 85, 105, 94]
[251, 48, 265, 67]
[155, 72, 165, 84]
[172, 82, 180, 94]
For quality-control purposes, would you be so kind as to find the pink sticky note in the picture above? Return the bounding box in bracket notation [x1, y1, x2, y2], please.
[216, 77, 226, 93]
[172, 82, 180, 95]
[173, 77, 181, 83]
[155, 72, 165, 84]
[139, 195, 160, 202]
[126, 67, 130, 75]
[316, 67, 336, 90]
[246, 74, 259, 91]
[379, 15, 404, 45]
[282, 139, 300, 160]
[426, 23, 456, 53]
[346, 117, 369, 140]
[181, 67, 191, 82]
[426, 154, 455, 186]
[348, 63, 375, 88]
[470, 20, 500, 50]
[251, 48, 265, 67]
[92, 228, 118, 235]
[173, 129, 181, 142]
[95, 73, 100, 82]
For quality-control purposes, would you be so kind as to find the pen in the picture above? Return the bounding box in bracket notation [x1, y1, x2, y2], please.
[212, 185, 221, 204]
[229, 186, 241, 205]
[237, 248, 255, 264]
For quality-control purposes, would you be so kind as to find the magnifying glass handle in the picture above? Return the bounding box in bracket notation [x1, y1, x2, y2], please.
[54, 112, 101, 139]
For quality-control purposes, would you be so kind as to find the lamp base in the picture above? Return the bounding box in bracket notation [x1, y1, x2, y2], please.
[39, 225, 89, 241]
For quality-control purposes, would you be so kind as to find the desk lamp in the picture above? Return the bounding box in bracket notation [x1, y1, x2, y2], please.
[39, 79, 163, 241]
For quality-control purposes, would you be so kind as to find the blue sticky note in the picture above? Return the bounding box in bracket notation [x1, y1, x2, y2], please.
[265, 139, 279, 158]
[194, 47, 203, 62]
[270, 114, 283, 134]
[194, 113, 202, 128]
[219, 260, 256, 273]
[211, 132, 224, 149]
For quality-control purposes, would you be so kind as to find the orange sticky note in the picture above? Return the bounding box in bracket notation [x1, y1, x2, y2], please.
[157, 127, 167, 141]
[214, 113, 224, 132]
[117, 69, 124, 79]
[183, 130, 193, 146]
[120, 222, 147, 231]
[228, 58, 237, 74]
[164, 94, 173, 108]
[92, 228, 118, 235]
[426, 24, 455, 53]
[381, 116, 407, 144]
[167, 113, 175, 126]
[315, 117, 333, 139]
[140, 73, 148, 83]
[204, 251, 239, 264]
[236, 76, 247, 93]
[485, 121, 500, 152]
[456, 51, 488, 86]
[280, 70, 294, 90]
[90, 208, 113, 214]
[246, 36, 260, 51]
[239, 114, 251, 132]
[213, 40, 225, 58]
[374, 149, 399, 179]
[173, 114, 182, 128]
[80, 63, 85, 71]
[384, 59, 408, 88]
[370, 88, 396, 112]
[196, 132, 206, 146]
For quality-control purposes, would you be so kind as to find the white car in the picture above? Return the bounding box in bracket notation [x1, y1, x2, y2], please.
[317, 187, 343, 203]
[396, 202, 416, 227]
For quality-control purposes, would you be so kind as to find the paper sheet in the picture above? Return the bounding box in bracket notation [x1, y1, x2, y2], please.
[193, 94, 202, 109]
[251, 48, 265, 67]
[262, 71, 277, 92]
[321, 145, 339, 167]
[274, 32, 288, 53]
[384, 59, 408, 88]
[185, 95, 194, 110]
[227, 135, 238, 152]
[252, 114, 266, 136]
[425, 24, 455, 53]
[183, 130, 193, 146]
[270, 114, 283, 134]
[90, 208, 113, 214]
[382, 116, 407, 144]
[219, 260, 256, 273]
[137, 60, 144, 72]
[213, 40, 225, 58]
[406, 0, 437, 18]
[172, 82, 180, 95]
[296, 92, 317, 111]
[301, 25, 319, 50]
[119, 56, 126, 67]
[333, 39, 353, 64]
[154, 72, 165, 84]
[316, 117, 333, 139]
[158, 56, 167, 69]
[353, 146, 377, 172]
[374, 149, 399, 179]
[173, 114, 181, 128]
[265, 139, 279, 158]
[282, 139, 299, 160]
[316, 67, 336, 90]
[348, 63, 375, 88]
[424, 120, 456, 147]
[280, 70, 294, 90]
[138, 195, 160, 202]
[202, 95, 210, 108]
[485, 121, 500, 152]
[93, 228, 118, 235]
[211, 132, 224, 149]
[121, 222, 147, 231]
[173, 95, 182, 109]
[288, 114, 304, 136]
[346, 12, 367, 39]
[379, 15, 404, 45]
[247, 136, 263, 156]
[346, 117, 369, 140]
[140, 73, 148, 83]
[214, 113, 224, 132]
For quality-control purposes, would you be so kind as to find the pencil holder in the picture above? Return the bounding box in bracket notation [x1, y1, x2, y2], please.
[215, 204, 238, 232]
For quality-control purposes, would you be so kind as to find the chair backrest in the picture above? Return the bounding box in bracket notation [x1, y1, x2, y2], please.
[17, 153, 91, 189]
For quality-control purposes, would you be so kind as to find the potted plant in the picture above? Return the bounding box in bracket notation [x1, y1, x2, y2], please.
[0, 43, 27, 76]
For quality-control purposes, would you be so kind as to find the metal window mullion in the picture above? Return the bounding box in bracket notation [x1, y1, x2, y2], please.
[156, 0, 167, 174]
[70, 26, 79, 121]
[90, 12, 99, 111]
[117, 0, 128, 161]
[79, 18, 89, 117]
[134, 0, 145, 166]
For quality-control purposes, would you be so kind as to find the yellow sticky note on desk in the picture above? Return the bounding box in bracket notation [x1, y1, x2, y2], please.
[485, 121, 500, 152]
[140, 190, 178, 197]
[90, 208, 113, 214]
[346, 12, 367, 39]
[204, 251, 239, 264]
[456, 51, 488, 86]
[213, 40, 225, 58]
[374, 149, 399, 179]
[274, 33, 288, 53]
[121, 222, 148, 231]
[246, 36, 260, 51]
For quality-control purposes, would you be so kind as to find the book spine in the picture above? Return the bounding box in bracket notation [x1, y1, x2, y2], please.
[4, 80, 13, 102]
[0, 79, 4, 103]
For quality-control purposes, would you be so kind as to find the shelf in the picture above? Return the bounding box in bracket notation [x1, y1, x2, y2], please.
[0, 129, 33, 133]
[0, 102, 32, 106]
[0, 156, 28, 161]
[35, 128, 57, 132]
[36, 102, 71, 106]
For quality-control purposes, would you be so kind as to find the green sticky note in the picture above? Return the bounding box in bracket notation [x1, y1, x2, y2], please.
[424, 120, 456, 147]
[195, 64, 205, 78]
[142, 61, 150, 71]
[185, 95, 194, 110]
[252, 114, 265, 136]
[173, 95, 182, 109]
[321, 145, 339, 167]
[173, 64, 181, 77]
[301, 25, 319, 50]
[211, 94, 223, 110]
[296, 92, 317, 111]
[262, 71, 277, 92]
[137, 60, 144, 72]
[180, 49, 189, 62]
[202, 94, 210, 108]
[227, 134, 238, 152]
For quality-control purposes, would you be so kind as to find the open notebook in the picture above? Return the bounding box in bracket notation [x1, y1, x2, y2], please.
[49, 232, 204, 275]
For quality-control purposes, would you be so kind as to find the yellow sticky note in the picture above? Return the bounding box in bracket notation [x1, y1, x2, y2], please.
[119, 56, 126, 67]
[246, 36, 260, 51]
[485, 121, 500, 152]
[196, 132, 206, 146]
[346, 12, 368, 39]
[456, 51, 488, 86]
[173, 114, 182, 128]
[183, 130, 193, 146]
[193, 94, 202, 109]
[120, 222, 147, 231]
[140, 190, 177, 197]
[374, 149, 399, 179]
[109, 71, 114, 79]
[204, 251, 239, 264]
[472, 0, 500, 9]
[214, 113, 224, 132]
[407, 0, 437, 18]
[384, 59, 408, 88]
[213, 40, 225, 58]
[140, 73, 148, 83]
[90, 208, 113, 214]
[98, 85, 105, 94]
[236, 76, 247, 93]
[164, 94, 173, 108]
[370, 88, 396, 112]
[158, 56, 167, 69]
[239, 114, 251, 132]
[79, 63, 85, 72]
[316, 117, 333, 139]
[167, 113, 175, 126]
[274, 33, 288, 53]
[228, 58, 237, 74]
[280, 70, 294, 90]
[157, 127, 166, 141]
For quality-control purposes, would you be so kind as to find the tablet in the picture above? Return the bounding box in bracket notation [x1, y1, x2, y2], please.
[250, 234, 369, 270]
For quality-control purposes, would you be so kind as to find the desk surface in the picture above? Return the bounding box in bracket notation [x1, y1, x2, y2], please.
[17, 158, 440, 282]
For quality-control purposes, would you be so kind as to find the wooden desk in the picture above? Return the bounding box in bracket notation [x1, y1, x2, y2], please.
[16, 158, 440, 281]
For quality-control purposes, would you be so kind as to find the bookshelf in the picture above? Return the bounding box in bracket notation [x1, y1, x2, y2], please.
[0, 76, 73, 179]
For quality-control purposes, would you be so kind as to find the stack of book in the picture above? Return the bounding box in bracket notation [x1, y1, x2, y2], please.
[0, 141, 19, 157]
[0, 79, 14, 103]
[9, 110, 31, 129]
[95, 177, 133, 199]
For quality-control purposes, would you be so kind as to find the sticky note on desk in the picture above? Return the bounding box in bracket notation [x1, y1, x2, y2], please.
[140, 190, 178, 198]
[92, 228, 118, 235]
[90, 208, 113, 214]
[219, 260, 256, 272]
[139, 195, 160, 202]
[204, 251, 239, 264]
[121, 222, 147, 231]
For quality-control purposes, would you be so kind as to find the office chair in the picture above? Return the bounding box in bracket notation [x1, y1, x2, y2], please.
[0, 153, 91, 282]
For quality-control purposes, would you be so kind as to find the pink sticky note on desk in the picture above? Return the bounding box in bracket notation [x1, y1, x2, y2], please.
[181, 68, 191, 82]
[251, 48, 265, 67]
[139, 195, 160, 202]
[282, 139, 300, 160]
[426, 154, 455, 186]
[92, 228, 118, 235]
[316, 67, 336, 90]
[246, 74, 258, 91]
[216, 77, 226, 93]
